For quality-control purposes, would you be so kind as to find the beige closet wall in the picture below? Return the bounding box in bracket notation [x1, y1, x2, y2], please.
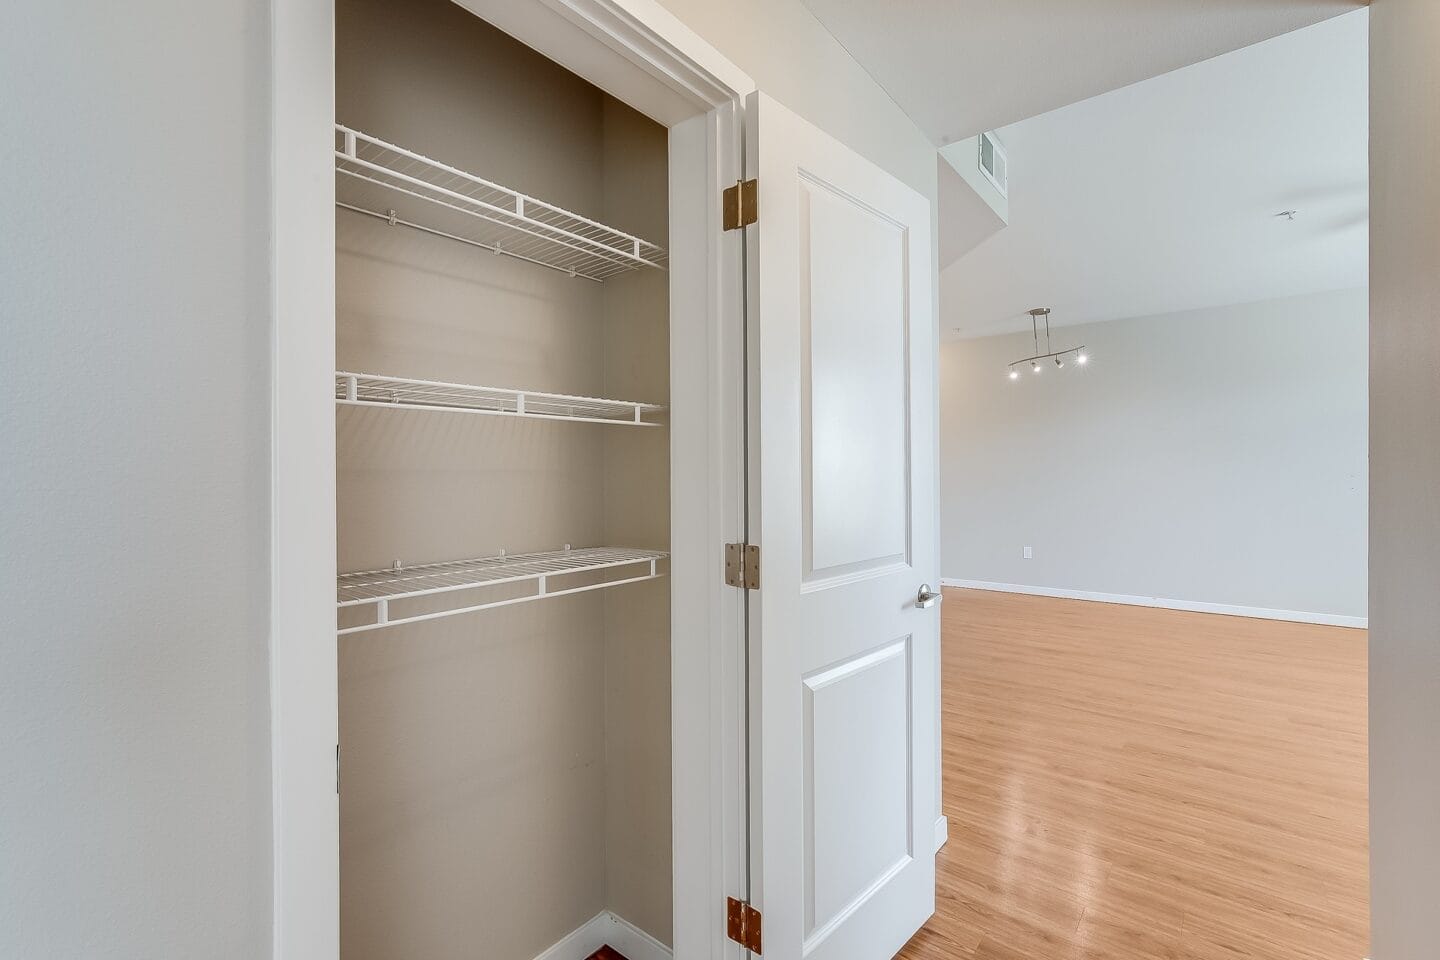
[335, 0, 608, 948]
[336, 0, 669, 957]
[600, 98, 673, 942]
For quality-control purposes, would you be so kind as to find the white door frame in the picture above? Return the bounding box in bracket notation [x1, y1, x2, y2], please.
[270, 2, 755, 957]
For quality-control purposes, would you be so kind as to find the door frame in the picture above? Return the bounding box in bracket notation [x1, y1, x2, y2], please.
[270, 2, 755, 956]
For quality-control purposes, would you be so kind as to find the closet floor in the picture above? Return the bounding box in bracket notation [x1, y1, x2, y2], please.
[585, 948, 629, 960]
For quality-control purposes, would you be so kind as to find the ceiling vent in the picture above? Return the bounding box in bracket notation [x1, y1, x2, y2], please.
[978, 131, 1008, 198]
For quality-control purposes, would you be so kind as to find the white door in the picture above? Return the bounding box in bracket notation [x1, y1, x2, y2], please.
[745, 92, 939, 960]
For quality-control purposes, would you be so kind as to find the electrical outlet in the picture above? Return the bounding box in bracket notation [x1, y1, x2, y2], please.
[1023, 545, 1033, 560]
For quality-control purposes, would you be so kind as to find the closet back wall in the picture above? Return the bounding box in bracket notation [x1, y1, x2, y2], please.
[335, 0, 668, 957]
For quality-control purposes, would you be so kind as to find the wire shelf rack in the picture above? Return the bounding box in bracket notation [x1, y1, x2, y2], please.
[337, 546, 667, 635]
[336, 372, 666, 426]
[335, 124, 668, 282]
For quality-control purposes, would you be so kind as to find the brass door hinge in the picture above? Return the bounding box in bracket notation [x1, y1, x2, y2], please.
[723, 178, 758, 230]
[726, 896, 762, 953]
[725, 542, 760, 590]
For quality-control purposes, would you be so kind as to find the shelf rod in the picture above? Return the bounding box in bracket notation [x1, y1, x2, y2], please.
[337, 201, 607, 283]
[335, 156, 656, 274]
[336, 124, 661, 262]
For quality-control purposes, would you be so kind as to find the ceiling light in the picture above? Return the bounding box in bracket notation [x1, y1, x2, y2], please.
[1076, 352, 1088, 365]
[1009, 369, 1019, 380]
[1007, 308, 1086, 382]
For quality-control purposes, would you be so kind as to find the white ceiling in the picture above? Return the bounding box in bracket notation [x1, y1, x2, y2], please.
[941, 10, 1368, 338]
[801, 0, 1364, 143]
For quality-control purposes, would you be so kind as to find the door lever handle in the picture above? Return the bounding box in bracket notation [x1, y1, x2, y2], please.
[916, 584, 942, 609]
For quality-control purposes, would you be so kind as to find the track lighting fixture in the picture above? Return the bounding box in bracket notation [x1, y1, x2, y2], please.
[1007, 308, 1087, 381]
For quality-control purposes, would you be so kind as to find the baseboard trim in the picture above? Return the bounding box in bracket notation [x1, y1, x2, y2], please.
[602, 913, 672, 960]
[940, 579, 1367, 629]
[535, 912, 672, 960]
[934, 815, 949, 853]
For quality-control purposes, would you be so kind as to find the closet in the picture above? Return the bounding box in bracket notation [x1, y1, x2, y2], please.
[334, 1, 673, 957]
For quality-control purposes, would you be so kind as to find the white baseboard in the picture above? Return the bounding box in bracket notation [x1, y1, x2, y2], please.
[603, 913, 672, 960]
[534, 913, 611, 960]
[933, 815, 949, 853]
[534, 911, 672, 960]
[940, 579, 1367, 629]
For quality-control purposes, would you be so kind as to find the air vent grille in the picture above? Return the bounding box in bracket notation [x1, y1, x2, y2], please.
[979, 131, 1008, 198]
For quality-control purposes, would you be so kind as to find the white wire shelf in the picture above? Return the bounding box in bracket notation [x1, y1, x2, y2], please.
[337, 546, 667, 635]
[335, 372, 666, 426]
[335, 124, 668, 282]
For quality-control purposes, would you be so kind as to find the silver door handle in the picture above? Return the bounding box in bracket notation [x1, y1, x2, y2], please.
[916, 584, 942, 609]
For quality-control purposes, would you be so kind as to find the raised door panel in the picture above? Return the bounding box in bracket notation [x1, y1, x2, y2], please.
[801, 175, 911, 585]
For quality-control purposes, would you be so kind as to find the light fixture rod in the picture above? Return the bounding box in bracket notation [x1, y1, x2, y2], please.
[1008, 346, 1087, 368]
[1009, 308, 1087, 376]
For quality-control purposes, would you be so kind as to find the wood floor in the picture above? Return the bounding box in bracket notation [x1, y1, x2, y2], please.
[897, 589, 1368, 960]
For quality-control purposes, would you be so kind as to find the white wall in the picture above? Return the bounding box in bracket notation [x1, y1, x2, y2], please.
[940, 290, 1368, 622]
[656, 0, 935, 200]
[939, 135, 1009, 225]
[0, 2, 273, 958]
[1370, 0, 1440, 953]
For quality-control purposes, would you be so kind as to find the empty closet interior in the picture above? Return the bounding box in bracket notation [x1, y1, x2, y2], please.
[334, 0, 673, 957]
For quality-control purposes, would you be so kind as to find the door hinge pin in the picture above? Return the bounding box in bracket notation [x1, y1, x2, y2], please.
[726, 896, 763, 953]
[723, 178, 758, 230]
[725, 542, 760, 590]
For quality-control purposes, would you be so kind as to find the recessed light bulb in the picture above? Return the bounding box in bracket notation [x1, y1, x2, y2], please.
[1076, 352, 1088, 365]
[1008, 369, 1019, 380]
